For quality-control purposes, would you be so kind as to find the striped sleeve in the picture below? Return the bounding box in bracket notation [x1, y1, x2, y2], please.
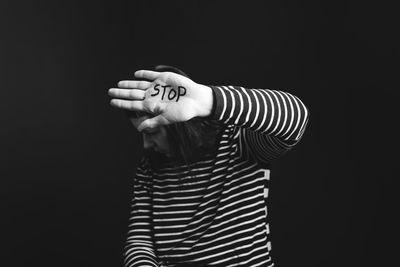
[209, 85, 309, 165]
[124, 172, 159, 267]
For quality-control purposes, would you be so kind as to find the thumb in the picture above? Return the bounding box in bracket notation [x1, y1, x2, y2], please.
[137, 115, 170, 132]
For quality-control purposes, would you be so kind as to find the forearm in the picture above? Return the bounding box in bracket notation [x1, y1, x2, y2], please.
[205, 85, 309, 144]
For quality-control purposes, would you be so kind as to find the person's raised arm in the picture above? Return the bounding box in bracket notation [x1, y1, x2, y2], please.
[208, 85, 309, 165]
[108, 70, 309, 164]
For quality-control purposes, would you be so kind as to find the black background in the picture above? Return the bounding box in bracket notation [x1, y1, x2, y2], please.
[1, 1, 398, 266]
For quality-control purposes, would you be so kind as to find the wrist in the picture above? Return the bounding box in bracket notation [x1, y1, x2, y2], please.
[194, 83, 214, 118]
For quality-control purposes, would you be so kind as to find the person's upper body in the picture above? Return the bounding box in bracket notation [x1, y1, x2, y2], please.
[108, 66, 309, 267]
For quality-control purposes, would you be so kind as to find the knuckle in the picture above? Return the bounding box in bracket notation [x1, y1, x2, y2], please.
[144, 81, 149, 89]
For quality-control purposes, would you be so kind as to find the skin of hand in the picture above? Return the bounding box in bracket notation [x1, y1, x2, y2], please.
[108, 70, 214, 132]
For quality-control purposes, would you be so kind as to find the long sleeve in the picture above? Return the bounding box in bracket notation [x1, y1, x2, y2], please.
[209, 85, 309, 166]
[124, 168, 159, 267]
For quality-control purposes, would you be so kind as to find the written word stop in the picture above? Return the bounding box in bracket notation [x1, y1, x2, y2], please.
[151, 84, 187, 102]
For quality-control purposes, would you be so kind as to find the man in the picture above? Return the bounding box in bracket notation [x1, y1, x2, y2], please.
[108, 65, 309, 267]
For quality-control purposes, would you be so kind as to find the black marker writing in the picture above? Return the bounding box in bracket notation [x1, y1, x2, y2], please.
[161, 85, 171, 100]
[151, 84, 160, 97]
[176, 86, 186, 102]
[151, 84, 187, 102]
[168, 88, 176, 100]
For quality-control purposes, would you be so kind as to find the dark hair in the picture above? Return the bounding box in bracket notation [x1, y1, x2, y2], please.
[153, 65, 222, 168]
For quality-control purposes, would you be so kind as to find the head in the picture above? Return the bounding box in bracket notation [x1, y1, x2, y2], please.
[128, 113, 172, 158]
[128, 65, 221, 167]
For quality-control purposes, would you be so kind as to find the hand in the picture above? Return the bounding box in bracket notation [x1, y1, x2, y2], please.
[108, 70, 213, 132]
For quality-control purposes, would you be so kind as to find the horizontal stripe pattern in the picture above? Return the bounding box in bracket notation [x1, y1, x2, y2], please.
[212, 86, 309, 166]
[124, 85, 309, 266]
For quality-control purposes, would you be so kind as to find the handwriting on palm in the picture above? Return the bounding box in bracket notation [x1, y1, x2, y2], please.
[109, 70, 203, 131]
[143, 72, 198, 124]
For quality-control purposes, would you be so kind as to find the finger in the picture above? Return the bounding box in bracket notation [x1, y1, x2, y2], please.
[134, 70, 161, 81]
[128, 115, 150, 131]
[108, 88, 146, 100]
[117, 80, 151, 89]
[137, 115, 170, 132]
[110, 99, 144, 111]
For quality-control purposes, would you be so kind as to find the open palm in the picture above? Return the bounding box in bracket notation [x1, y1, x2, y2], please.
[108, 70, 213, 131]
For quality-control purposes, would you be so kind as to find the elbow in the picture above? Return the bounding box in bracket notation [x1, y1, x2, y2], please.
[294, 102, 310, 142]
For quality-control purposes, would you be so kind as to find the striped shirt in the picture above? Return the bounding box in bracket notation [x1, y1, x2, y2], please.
[124, 85, 309, 267]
